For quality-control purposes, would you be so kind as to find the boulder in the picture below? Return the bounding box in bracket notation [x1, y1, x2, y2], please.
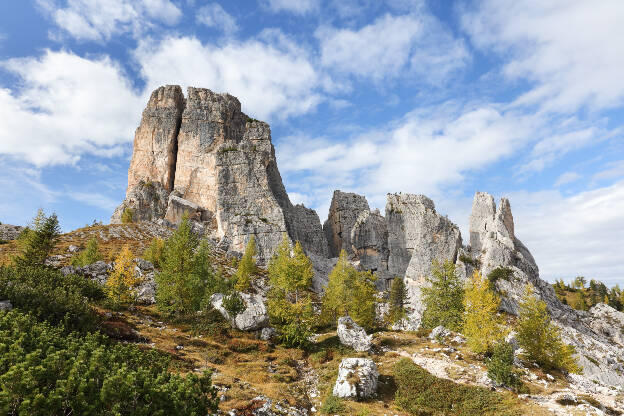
[0, 300, 12, 311]
[337, 315, 372, 352]
[429, 325, 451, 341]
[211, 292, 269, 331]
[61, 260, 112, 284]
[259, 327, 277, 341]
[332, 358, 378, 399]
[324, 190, 370, 257]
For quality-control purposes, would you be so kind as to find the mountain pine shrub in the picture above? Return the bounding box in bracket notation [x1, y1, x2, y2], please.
[516, 285, 581, 373]
[421, 260, 464, 331]
[267, 236, 315, 348]
[0, 310, 219, 415]
[487, 341, 521, 390]
[463, 270, 508, 354]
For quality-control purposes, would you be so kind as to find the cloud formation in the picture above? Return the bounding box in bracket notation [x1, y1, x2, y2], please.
[37, 0, 182, 41]
[196, 3, 238, 35]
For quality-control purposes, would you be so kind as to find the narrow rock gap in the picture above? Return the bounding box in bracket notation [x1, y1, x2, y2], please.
[167, 97, 185, 192]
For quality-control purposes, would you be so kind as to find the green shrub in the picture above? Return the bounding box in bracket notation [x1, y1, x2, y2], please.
[0, 265, 103, 332]
[0, 310, 219, 415]
[459, 254, 481, 268]
[487, 266, 514, 287]
[394, 358, 519, 415]
[421, 260, 464, 331]
[223, 291, 245, 316]
[487, 342, 521, 389]
[121, 207, 134, 224]
[142, 237, 165, 268]
[71, 237, 103, 267]
[320, 395, 345, 414]
[387, 276, 408, 325]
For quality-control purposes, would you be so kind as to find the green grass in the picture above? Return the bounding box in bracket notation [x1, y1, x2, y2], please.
[394, 358, 521, 416]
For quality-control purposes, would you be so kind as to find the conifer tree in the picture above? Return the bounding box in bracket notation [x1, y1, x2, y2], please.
[71, 237, 102, 267]
[267, 236, 315, 347]
[14, 209, 61, 267]
[156, 218, 218, 315]
[143, 237, 165, 268]
[421, 260, 464, 331]
[387, 276, 408, 325]
[321, 250, 377, 330]
[235, 235, 257, 292]
[106, 245, 142, 307]
[516, 285, 580, 373]
[462, 271, 508, 354]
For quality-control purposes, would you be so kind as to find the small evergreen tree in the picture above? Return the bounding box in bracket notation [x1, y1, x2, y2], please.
[156, 219, 219, 315]
[421, 260, 464, 331]
[387, 277, 408, 325]
[106, 245, 142, 308]
[235, 236, 257, 292]
[121, 207, 134, 224]
[516, 285, 580, 373]
[71, 237, 103, 267]
[267, 236, 315, 347]
[321, 250, 377, 330]
[14, 209, 61, 267]
[463, 271, 508, 354]
[487, 341, 520, 389]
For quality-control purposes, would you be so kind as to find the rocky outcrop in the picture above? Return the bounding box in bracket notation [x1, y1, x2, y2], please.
[113, 86, 326, 263]
[324, 190, 370, 257]
[210, 292, 269, 331]
[333, 358, 378, 399]
[111, 180, 170, 223]
[337, 315, 372, 352]
[0, 224, 24, 241]
[385, 194, 463, 329]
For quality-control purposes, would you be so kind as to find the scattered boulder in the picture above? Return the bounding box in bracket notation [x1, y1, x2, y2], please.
[0, 300, 12, 311]
[332, 358, 378, 399]
[211, 292, 269, 331]
[259, 327, 277, 341]
[61, 260, 112, 284]
[337, 315, 372, 352]
[67, 245, 80, 253]
[429, 325, 451, 341]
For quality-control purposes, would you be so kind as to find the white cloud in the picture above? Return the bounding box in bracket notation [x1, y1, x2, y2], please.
[316, 12, 469, 82]
[196, 3, 238, 35]
[134, 33, 323, 120]
[462, 0, 624, 113]
[37, 0, 182, 41]
[591, 160, 624, 183]
[554, 172, 582, 187]
[0, 50, 143, 166]
[262, 0, 319, 15]
[509, 182, 624, 285]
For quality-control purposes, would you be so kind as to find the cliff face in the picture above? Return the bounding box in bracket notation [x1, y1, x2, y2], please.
[112, 85, 327, 262]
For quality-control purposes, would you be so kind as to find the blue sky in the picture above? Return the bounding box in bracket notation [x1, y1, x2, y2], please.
[0, 0, 623, 286]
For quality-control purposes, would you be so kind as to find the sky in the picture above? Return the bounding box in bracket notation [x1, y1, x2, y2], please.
[0, 0, 623, 286]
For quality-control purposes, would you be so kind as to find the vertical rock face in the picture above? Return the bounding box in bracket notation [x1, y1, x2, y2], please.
[351, 209, 388, 273]
[385, 193, 462, 328]
[324, 190, 370, 257]
[112, 86, 326, 263]
[111, 180, 170, 223]
[127, 85, 184, 193]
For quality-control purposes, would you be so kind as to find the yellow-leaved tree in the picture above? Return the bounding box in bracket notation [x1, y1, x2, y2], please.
[106, 245, 142, 308]
[321, 250, 377, 330]
[516, 285, 581, 373]
[462, 270, 508, 354]
[235, 236, 257, 292]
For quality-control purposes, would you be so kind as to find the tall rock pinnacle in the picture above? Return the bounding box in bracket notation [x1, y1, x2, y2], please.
[112, 85, 327, 262]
